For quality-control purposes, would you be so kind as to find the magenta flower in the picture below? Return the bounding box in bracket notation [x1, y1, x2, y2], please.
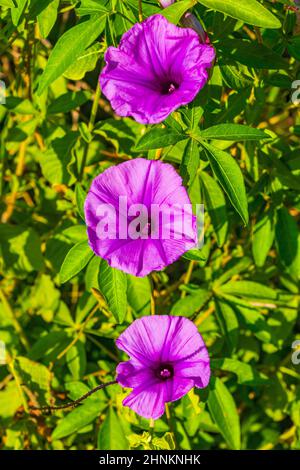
[116, 315, 210, 419]
[99, 15, 215, 124]
[84, 158, 197, 277]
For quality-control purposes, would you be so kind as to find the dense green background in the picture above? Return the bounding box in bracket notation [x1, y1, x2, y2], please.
[0, 0, 300, 450]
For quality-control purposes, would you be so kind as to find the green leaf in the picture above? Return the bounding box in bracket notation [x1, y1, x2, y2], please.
[219, 280, 279, 301]
[199, 124, 269, 141]
[0, 0, 15, 7]
[4, 96, 37, 115]
[47, 91, 91, 115]
[66, 340, 87, 380]
[183, 248, 208, 262]
[221, 295, 272, 342]
[135, 128, 186, 151]
[275, 207, 300, 279]
[75, 184, 87, 222]
[0, 381, 23, 419]
[0, 225, 44, 276]
[85, 256, 101, 291]
[287, 36, 300, 61]
[127, 275, 151, 316]
[219, 39, 288, 70]
[220, 63, 253, 90]
[200, 171, 228, 246]
[28, 331, 71, 363]
[180, 138, 200, 186]
[208, 377, 241, 450]
[60, 240, 94, 284]
[171, 289, 210, 317]
[52, 389, 107, 440]
[214, 298, 239, 354]
[37, 0, 59, 38]
[76, 0, 108, 16]
[252, 212, 275, 267]
[39, 131, 78, 185]
[197, 0, 281, 29]
[37, 13, 107, 95]
[97, 407, 128, 450]
[11, 0, 27, 26]
[14, 356, 51, 406]
[211, 358, 269, 386]
[98, 259, 128, 323]
[202, 142, 249, 225]
[63, 42, 102, 81]
[161, 0, 196, 25]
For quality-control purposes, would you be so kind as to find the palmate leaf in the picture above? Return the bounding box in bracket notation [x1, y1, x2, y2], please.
[97, 407, 129, 450]
[180, 138, 200, 186]
[201, 142, 249, 225]
[37, 0, 59, 38]
[46, 91, 91, 115]
[63, 42, 102, 81]
[211, 358, 269, 386]
[75, 183, 87, 222]
[200, 171, 228, 246]
[76, 0, 109, 17]
[60, 240, 94, 284]
[199, 124, 270, 141]
[98, 259, 128, 323]
[0, 0, 15, 7]
[218, 39, 288, 70]
[52, 384, 108, 440]
[275, 207, 300, 279]
[135, 127, 186, 151]
[197, 0, 281, 29]
[10, 0, 27, 26]
[208, 377, 241, 450]
[127, 274, 151, 316]
[171, 288, 210, 317]
[252, 211, 275, 267]
[14, 356, 52, 406]
[37, 12, 108, 95]
[214, 298, 239, 354]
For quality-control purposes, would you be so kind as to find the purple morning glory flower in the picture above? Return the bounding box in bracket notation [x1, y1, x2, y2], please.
[116, 315, 210, 419]
[99, 15, 215, 124]
[84, 158, 197, 277]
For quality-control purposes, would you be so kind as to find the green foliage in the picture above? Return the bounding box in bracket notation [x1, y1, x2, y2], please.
[0, 0, 299, 452]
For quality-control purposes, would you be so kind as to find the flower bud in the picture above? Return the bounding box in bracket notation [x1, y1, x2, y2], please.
[181, 12, 209, 44]
[159, 0, 175, 7]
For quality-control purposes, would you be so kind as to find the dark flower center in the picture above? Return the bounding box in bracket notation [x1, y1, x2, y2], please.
[156, 364, 174, 381]
[160, 81, 179, 95]
[136, 217, 152, 236]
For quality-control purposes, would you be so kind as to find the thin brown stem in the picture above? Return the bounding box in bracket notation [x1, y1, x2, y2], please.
[29, 380, 117, 412]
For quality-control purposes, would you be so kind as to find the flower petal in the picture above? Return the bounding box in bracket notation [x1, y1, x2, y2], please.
[164, 376, 195, 402]
[122, 382, 166, 419]
[161, 316, 210, 365]
[175, 359, 211, 388]
[85, 159, 197, 276]
[116, 359, 156, 388]
[116, 316, 179, 364]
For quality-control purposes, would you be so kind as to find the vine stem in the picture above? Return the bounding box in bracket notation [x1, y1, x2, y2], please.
[165, 403, 179, 449]
[29, 380, 117, 412]
[138, 0, 143, 22]
[181, 260, 195, 298]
